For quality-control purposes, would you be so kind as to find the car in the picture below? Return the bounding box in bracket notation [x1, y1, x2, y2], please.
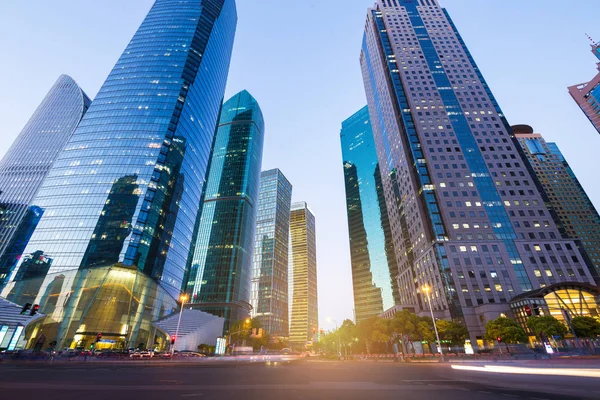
[175, 351, 205, 358]
[130, 351, 153, 359]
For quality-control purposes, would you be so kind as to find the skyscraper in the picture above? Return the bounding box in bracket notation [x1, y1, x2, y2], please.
[186, 90, 264, 329]
[568, 41, 600, 135]
[513, 125, 600, 278]
[288, 201, 317, 347]
[1, 0, 238, 349]
[0, 75, 90, 287]
[341, 106, 399, 324]
[250, 169, 292, 337]
[360, 0, 596, 339]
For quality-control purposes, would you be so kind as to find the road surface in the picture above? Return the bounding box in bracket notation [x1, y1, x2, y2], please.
[0, 359, 597, 399]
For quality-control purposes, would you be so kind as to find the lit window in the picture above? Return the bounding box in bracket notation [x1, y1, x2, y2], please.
[534, 270, 542, 277]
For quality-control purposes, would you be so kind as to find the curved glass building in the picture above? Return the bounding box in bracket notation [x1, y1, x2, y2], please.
[0, 75, 91, 287]
[341, 106, 399, 324]
[2, 0, 238, 350]
[186, 90, 265, 329]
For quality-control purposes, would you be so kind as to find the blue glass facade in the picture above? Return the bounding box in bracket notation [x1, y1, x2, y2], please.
[250, 169, 293, 337]
[0, 75, 90, 287]
[186, 90, 264, 329]
[2, 0, 237, 348]
[514, 127, 600, 277]
[341, 106, 399, 323]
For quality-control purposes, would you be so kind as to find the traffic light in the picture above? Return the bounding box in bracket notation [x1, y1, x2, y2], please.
[497, 337, 502, 343]
[96, 333, 103, 343]
[20, 303, 32, 315]
[30, 304, 40, 316]
[171, 336, 176, 345]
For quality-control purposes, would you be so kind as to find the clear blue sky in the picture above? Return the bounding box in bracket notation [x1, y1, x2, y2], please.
[1, 1, 600, 331]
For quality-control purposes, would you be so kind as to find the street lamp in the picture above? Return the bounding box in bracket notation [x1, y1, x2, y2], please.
[227, 317, 252, 354]
[422, 285, 444, 362]
[172, 294, 188, 355]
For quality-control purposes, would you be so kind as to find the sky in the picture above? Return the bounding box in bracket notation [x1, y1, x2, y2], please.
[1, 0, 600, 331]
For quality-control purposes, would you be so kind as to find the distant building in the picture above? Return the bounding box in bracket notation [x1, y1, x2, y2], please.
[250, 169, 292, 337]
[288, 202, 318, 347]
[0, 75, 90, 287]
[568, 41, 600, 135]
[187, 90, 264, 331]
[513, 125, 600, 278]
[340, 106, 399, 324]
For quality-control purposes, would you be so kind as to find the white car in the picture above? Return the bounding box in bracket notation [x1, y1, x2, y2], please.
[130, 351, 153, 359]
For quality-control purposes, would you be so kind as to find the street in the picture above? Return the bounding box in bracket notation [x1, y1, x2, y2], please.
[0, 359, 598, 400]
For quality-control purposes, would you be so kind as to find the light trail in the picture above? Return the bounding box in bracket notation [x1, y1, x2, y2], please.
[451, 364, 600, 378]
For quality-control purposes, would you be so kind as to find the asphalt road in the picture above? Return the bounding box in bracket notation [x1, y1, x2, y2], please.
[0, 359, 598, 400]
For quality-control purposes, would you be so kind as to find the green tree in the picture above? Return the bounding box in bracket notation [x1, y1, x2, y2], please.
[357, 317, 379, 353]
[571, 316, 600, 338]
[526, 316, 567, 340]
[338, 319, 358, 356]
[389, 310, 421, 341]
[484, 317, 527, 344]
[436, 320, 469, 346]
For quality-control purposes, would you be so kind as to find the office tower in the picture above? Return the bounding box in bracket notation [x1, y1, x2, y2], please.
[187, 90, 264, 329]
[513, 125, 600, 277]
[288, 202, 317, 347]
[360, 0, 596, 338]
[0, 75, 90, 287]
[1, 0, 238, 350]
[341, 106, 399, 323]
[568, 41, 600, 135]
[250, 169, 293, 338]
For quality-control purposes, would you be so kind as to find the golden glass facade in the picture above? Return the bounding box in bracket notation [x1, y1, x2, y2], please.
[288, 202, 317, 346]
[510, 283, 600, 334]
[1, 265, 177, 350]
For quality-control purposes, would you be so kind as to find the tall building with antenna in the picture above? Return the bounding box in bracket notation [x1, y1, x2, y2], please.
[568, 37, 600, 135]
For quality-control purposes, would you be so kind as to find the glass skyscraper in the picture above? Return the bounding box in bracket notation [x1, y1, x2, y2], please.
[288, 201, 318, 347]
[0, 75, 90, 287]
[568, 41, 600, 135]
[513, 125, 600, 277]
[250, 169, 293, 337]
[341, 106, 399, 324]
[1, 0, 238, 350]
[186, 90, 264, 329]
[360, 0, 596, 341]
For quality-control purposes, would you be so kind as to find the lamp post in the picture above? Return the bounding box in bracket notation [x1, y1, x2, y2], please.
[172, 294, 188, 355]
[422, 285, 444, 362]
[228, 318, 251, 354]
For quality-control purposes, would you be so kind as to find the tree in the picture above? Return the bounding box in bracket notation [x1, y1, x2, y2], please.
[437, 320, 469, 346]
[389, 310, 421, 341]
[338, 319, 358, 356]
[371, 318, 390, 346]
[571, 316, 600, 338]
[526, 316, 567, 340]
[357, 317, 379, 353]
[484, 317, 527, 344]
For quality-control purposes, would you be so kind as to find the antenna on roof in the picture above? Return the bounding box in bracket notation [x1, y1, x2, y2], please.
[586, 33, 596, 45]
